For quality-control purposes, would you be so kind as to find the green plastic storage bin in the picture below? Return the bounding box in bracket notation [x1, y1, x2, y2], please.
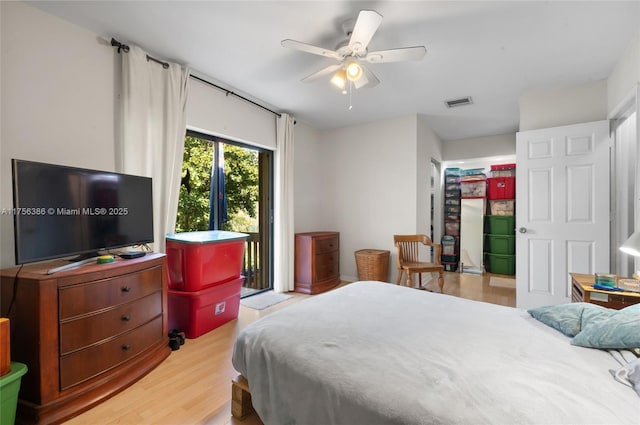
[486, 234, 515, 255]
[485, 215, 515, 235]
[486, 253, 515, 275]
[1, 362, 27, 425]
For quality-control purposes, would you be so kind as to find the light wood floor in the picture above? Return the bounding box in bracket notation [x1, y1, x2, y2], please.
[63, 272, 515, 425]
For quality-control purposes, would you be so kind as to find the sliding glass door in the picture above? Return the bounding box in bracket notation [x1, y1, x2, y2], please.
[176, 130, 273, 296]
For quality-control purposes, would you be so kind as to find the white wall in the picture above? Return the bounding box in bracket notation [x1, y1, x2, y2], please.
[417, 115, 444, 245]
[607, 30, 640, 114]
[318, 115, 423, 282]
[519, 80, 608, 131]
[293, 122, 324, 232]
[443, 133, 516, 162]
[0, 2, 116, 267]
[187, 76, 276, 149]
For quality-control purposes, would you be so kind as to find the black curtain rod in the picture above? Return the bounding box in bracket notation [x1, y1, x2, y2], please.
[110, 38, 281, 118]
[189, 75, 281, 118]
[111, 38, 169, 69]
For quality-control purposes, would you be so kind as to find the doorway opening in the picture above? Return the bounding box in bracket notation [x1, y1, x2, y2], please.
[610, 92, 638, 277]
[177, 131, 273, 297]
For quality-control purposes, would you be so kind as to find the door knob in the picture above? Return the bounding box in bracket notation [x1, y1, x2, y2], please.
[518, 227, 527, 234]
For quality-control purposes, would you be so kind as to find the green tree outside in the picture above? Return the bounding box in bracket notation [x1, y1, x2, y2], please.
[176, 136, 259, 233]
[221, 145, 258, 232]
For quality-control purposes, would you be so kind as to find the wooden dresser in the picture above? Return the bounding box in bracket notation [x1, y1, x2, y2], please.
[294, 232, 340, 294]
[0, 253, 170, 424]
[570, 273, 640, 310]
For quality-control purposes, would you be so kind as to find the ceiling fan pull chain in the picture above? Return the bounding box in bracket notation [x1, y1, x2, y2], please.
[349, 81, 353, 110]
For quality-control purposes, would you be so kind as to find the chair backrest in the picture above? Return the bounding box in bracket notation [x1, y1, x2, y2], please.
[393, 234, 442, 266]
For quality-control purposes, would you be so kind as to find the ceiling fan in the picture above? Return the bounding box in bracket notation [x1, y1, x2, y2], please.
[281, 10, 426, 92]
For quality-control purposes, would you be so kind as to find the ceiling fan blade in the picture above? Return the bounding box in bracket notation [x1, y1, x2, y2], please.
[348, 10, 383, 54]
[301, 64, 342, 82]
[364, 46, 427, 63]
[355, 65, 379, 89]
[281, 39, 341, 60]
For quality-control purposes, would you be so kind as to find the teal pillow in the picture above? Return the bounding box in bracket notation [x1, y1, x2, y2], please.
[528, 303, 606, 337]
[571, 303, 640, 349]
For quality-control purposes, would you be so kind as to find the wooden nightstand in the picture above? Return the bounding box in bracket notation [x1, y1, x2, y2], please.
[570, 273, 640, 310]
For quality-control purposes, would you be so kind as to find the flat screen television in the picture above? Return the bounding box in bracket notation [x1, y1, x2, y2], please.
[11, 159, 154, 265]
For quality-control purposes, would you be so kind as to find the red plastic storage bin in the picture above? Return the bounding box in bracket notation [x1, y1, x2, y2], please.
[490, 163, 516, 177]
[490, 163, 515, 171]
[168, 276, 243, 338]
[487, 177, 515, 199]
[166, 230, 248, 291]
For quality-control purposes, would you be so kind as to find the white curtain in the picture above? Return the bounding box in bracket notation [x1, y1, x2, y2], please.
[273, 113, 295, 293]
[118, 45, 190, 252]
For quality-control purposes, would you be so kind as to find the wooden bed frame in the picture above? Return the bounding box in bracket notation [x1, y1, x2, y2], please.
[231, 374, 255, 419]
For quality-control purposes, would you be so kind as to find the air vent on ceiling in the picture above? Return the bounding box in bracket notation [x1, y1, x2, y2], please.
[444, 96, 473, 108]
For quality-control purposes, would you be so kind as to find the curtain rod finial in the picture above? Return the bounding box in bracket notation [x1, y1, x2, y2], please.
[110, 38, 130, 53]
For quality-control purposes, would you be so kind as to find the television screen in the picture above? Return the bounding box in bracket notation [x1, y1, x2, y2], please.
[12, 159, 154, 264]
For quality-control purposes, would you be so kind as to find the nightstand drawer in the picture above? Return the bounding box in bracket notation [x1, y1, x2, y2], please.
[588, 292, 640, 309]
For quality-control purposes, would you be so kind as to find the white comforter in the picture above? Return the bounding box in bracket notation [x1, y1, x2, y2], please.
[232, 281, 640, 425]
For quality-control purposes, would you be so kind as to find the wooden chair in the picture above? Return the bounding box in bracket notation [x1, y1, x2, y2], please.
[394, 234, 445, 293]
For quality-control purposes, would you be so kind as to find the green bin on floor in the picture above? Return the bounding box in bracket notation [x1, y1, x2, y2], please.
[1, 362, 27, 425]
[486, 253, 516, 275]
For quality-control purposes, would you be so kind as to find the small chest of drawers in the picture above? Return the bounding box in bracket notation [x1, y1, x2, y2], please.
[294, 232, 340, 294]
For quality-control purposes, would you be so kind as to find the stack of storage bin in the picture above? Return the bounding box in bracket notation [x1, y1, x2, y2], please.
[484, 164, 516, 275]
[442, 168, 461, 271]
[459, 168, 487, 199]
[165, 230, 248, 338]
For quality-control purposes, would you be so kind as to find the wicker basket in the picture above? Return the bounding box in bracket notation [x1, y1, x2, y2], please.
[355, 249, 390, 282]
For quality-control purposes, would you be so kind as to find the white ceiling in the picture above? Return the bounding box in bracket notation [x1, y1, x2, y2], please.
[28, 1, 640, 141]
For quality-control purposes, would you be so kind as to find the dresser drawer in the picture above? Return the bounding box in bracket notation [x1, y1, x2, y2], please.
[59, 266, 162, 319]
[59, 316, 163, 390]
[59, 292, 163, 355]
[314, 236, 339, 254]
[315, 254, 340, 280]
[315, 252, 339, 268]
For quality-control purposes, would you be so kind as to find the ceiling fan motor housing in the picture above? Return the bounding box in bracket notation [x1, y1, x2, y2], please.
[282, 9, 425, 91]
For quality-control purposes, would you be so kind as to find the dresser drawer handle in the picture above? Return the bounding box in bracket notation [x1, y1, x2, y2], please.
[122, 344, 131, 351]
[121, 314, 131, 322]
[121, 286, 131, 293]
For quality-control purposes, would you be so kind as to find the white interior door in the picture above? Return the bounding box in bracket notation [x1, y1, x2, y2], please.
[515, 120, 610, 309]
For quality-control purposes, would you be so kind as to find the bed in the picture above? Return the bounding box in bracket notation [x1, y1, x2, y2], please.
[232, 281, 640, 424]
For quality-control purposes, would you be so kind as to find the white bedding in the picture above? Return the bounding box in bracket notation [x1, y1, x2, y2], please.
[232, 281, 640, 425]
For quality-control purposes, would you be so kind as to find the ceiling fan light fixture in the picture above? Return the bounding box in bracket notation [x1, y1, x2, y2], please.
[346, 61, 363, 81]
[331, 69, 347, 89]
